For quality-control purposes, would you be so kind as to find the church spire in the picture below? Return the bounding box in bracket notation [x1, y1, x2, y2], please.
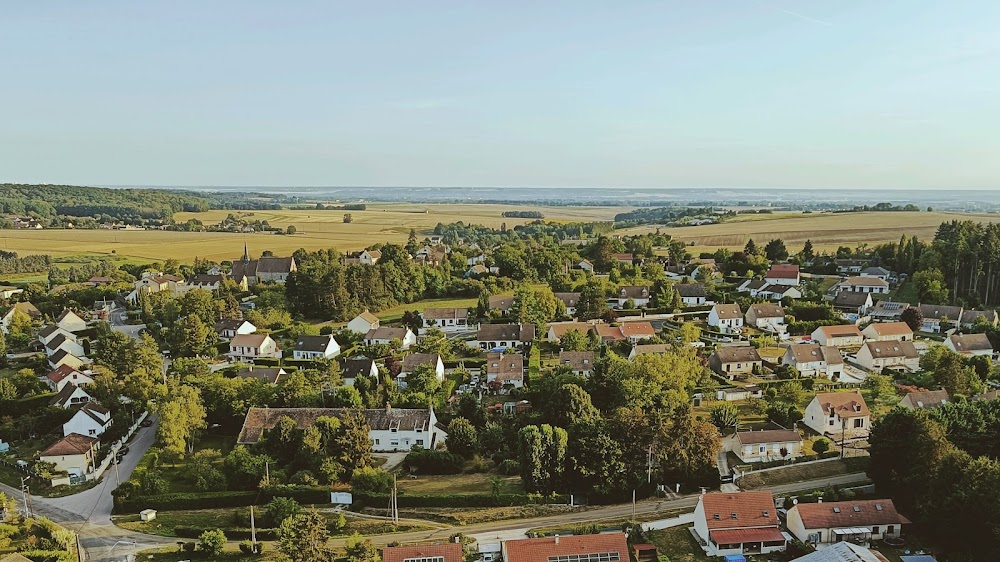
[242, 240, 251, 264]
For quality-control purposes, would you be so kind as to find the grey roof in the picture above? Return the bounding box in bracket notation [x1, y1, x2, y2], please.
[861, 266, 891, 276]
[712, 346, 761, 364]
[189, 274, 225, 285]
[558, 351, 595, 371]
[235, 367, 285, 384]
[960, 309, 999, 325]
[231, 256, 296, 279]
[834, 291, 872, 308]
[339, 357, 376, 378]
[215, 318, 251, 331]
[49, 383, 85, 407]
[477, 323, 536, 342]
[675, 284, 707, 298]
[238, 407, 433, 443]
[402, 353, 440, 372]
[918, 303, 964, 322]
[294, 335, 337, 352]
[365, 327, 410, 341]
[862, 340, 919, 359]
[948, 333, 993, 352]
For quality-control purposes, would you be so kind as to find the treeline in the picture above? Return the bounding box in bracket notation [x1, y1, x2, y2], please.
[312, 203, 367, 211]
[502, 210, 544, 219]
[432, 220, 613, 248]
[0, 184, 211, 220]
[870, 403, 1000, 561]
[0, 251, 52, 275]
[613, 206, 714, 226]
[834, 202, 920, 213]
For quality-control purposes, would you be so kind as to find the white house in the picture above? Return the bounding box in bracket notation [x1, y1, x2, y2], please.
[62, 402, 112, 437]
[727, 429, 802, 463]
[49, 383, 92, 409]
[237, 406, 447, 452]
[1, 302, 41, 334]
[398, 353, 445, 388]
[292, 335, 341, 360]
[345, 249, 382, 265]
[945, 333, 994, 357]
[347, 310, 380, 335]
[860, 266, 891, 281]
[836, 276, 889, 295]
[745, 303, 786, 333]
[692, 491, 786, 557]
[55, 309, 88, 333]
[554, 292, 581, 316]
[46, 365, 94, 392]
[45, 333, 86, 359]
[214, 319, 256, 340]
[708, 346, 762, 378]
[861, 322, 913, 342]
[49, 350, 87, 371]
[765, 264, 800, 286]
[339, 357, 379, 386]
[619, 321, 656, 344]
[811, 325, 864, 347]
[228, 333, 281, 361]
[616, 286, 650, 308]
[757, 284, 803, 301]
[855, 341, 920, 371]
[421, 307, 469, 332]
[803, 391, 870, 439]
[38, 324, 75, 348]
[38, 434, 100, 481]
[472, 323, 536, 350]
[786, 499, 907, 546]
[782, 344, 844, 379]
[364, 327, 417, 350]
[578, 259, 594, 273]
[558, 351, 595, 376]
[917, 304, 964, 333]
[675, 283, 708, 306]
[833, 292, 874, 316]
[708, 304, 744, 334]
[485, 352, 525, 391]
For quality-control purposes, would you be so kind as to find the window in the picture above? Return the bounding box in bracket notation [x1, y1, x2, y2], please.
[416, 439, 424, 446]
[854, 418, 864, 428]
[404, 557, 444, 562]
[390, 440, 399, 447]
[547, 553, 620, 562]
[374, 439, 380, 445]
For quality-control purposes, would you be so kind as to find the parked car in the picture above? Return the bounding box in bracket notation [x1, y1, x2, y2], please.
[140, 419, 153, 427]
[118, 446, 130, 456]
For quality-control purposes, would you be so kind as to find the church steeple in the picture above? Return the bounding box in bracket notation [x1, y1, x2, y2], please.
[242, 241, 251, 264]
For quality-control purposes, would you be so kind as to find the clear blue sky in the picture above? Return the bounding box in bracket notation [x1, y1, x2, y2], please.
[2, 1, 999, 189]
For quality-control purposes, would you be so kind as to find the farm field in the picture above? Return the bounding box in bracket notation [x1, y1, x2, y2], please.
[623, 210, 1000, 254]
[0, 203, 627, 262]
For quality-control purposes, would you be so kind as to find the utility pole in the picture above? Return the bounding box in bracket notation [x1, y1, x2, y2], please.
[264, 461, 270, 488]
[114, 454, 121, 486]
[20, 476, 31, 518]
[250, 505, 257, 546]
[646, 444, 653, 484]
[841, 419, 847, 460]
[631, 489, 636, 521]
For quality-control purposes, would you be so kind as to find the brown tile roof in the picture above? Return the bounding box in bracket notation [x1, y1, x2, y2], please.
[862, 340, 918, 359]
[747, 303, 785, 319]
[712, 346, 762, 364]
[383, 544, 463, 562]
[1, 553, 36, 562]
[231, 333, 271, 348]
[488, 295, 515, 311]
[486, 353, 524, 382]
[619, 286, 649, 299]
[422, 307, 468, 320]
[559, 351, 595, 371]
[238, 407, 432, 443]
[549, 322, 593, 339]
[366, 327, 410, 341]
[814, 391, 869, 418]
[236, 367, 286, 384]
[712, 304, 742, 320]
[614, 253, 634, 262]
[973, 390, 1000, 402]
[735, 429, 801, 445]
[675, 283, 707, 297]
[39, 433, 98, 457]
[7, 302, 41, 317]
[46, 364, 83, 385]
[787, 343, 843, 365]
[477, 323, 535, 343]
[631, 343, 671, 356]
[595, 324, 626, 341]
[619, 321, 655, 338]
[948, 333, 993, 352]
[504, 533, 628, 562]
[554, 292, 581, 307]
[402, 353, 441, 372]
[901, 389, 950, 409]
[766, 264, 800, 279]
[356, 310, 380, 324]
[701, 491, 778, 529]
[842, 276, 888, 287]
[793, 499, 907, 529]
[865, 322, 912, 336]
[816, 325, 863, 338]
[918, 303, 964, 322]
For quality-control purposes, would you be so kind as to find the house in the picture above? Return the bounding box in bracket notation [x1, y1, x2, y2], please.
[788, 542, 888, 562]
[855, 341, 920, 371]
[619, 321, 656, 343]
[49, 383, 92, 409]
[578, 259, 595, 273]
[421, 308, 469, 332]
[473, 323, 536, 350]
[616, 286, 650, 308]
[45, 365, 94, 392]
[347, 310, 380, 335]
[237, 406, 446, 452]
[228, 333, 281, 361]
[364, 327, 417, 350]
[558, 351, 595, 376]
[465, 264, 490, 278]
[675, 283, 708, 306]
[49, 350, 87, 371]
[628, 343, 671, 361]
[594, 323, 627, 343]
[129, 271, 188, 301]
[899, 389, 950, 410]
[235, 367, 287, 384]
[765, 264, 800, 286]
[833, 292, 874, 315]
[38, 434, 100, 480]
[485, 352, 525, 390]
[960, 309, 1000, 328]
[547, 322, 594, 342]
[860, 266, 892, 281]
[503, 533, 629, 562]
[708, 304, 744, 334]
[837, 276, 890, 294]
[745, 303, 786, 333]
[945, 333, 994, 357]
[782, 344, 844, 379]
[230, 249, 297, 284]
[398, 353, 445, 388]
[344, 249, 382, 265]
[62, 402, 112, 437]
[339, 357, 379, 386]
[488, 295, 516, 314]
[738, 279, 769, 296]
[862, 322, 913, 342]
[214, 319, 257, 340]
[803, 391, 870, 438]
[786, 499, 907, 546]
[466, 254, 487, 266]
[614, 253, 635, 266]
[728, 429, 802, 463]
[811, 325, 864, 347]
[758, 284, 803, 301]
[292, 335, 341, 360]
[1, 302, 41, 334]
[554, 292, 581, 315]
[717, 385, 763, 401]
[38, 324, 75, 347]
[917, 304, 964, 333]
[45, 332, 86, 359]
[692, 491, 786, 557]
[383, 544, 463, 562]
[868, 300, 909, 322]
[0, 285, 24, 299]
[835, 259, 869, 274]
[55, 309, 87, 333]
[709, 346, 762, 378]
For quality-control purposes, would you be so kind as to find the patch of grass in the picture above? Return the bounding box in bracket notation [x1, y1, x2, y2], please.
[139, 547, 287, 561]
[890, 279, 919, 305]
[376, 504, 581, 526]
[738, 457, 870, 489]
[396, 473, 523, 495]
[646, 526, 711, 562]
[374, 296, 479, 324]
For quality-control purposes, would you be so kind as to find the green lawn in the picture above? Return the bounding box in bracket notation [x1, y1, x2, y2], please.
[890, 279, 918, 304]
[738, 457, 869, 489]
[397, 473, 523, 495]
[646, 527, 711, 562]
[374, 296, 479, 324]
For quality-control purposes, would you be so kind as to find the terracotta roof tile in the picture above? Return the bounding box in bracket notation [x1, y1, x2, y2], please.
[383, 544, 463, 562]
[701, 491, 778, 529]
[793, 499, 907, 529]
[503, 533, 629, 562]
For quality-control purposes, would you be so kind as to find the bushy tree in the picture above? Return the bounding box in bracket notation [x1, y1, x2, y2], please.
[446, 417, 479, 458]
[278, 510, 332, 562]
[198, 529, 226, 557]
[710, 402, 739, 429]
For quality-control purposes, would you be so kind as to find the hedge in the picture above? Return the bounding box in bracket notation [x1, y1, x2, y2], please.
[113, 485, 333, 514]
[351, 492, 569, 508]
[175, 526, 279, 541]
[443, 358, 485, 369]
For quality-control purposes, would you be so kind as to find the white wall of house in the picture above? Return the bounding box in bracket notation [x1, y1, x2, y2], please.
[63, 412, 111, 437]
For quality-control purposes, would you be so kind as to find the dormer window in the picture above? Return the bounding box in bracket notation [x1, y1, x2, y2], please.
[730, 512, 738, 519]
[713, 513, 720, 520]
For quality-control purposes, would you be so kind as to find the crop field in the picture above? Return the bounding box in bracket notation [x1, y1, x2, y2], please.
[622, 210, 1000, 254]
[0, 203, 626, 263]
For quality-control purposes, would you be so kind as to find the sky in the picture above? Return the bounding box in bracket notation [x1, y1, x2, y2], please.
[2, 1, 999, 189]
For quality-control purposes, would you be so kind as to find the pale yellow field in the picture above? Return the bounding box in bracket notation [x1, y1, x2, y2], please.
[0, 203, 627, 263]
[621, 210, 1000, 254]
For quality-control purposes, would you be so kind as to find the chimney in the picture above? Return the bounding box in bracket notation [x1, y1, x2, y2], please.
[386, 403, 392, 412]
[817, 497, 823, 503]
[554, 535, 559, 544]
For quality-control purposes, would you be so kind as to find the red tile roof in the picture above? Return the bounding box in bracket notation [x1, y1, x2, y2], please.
[793, 499, 908, 529]
[383, 544, 463, 562]
[701, 491, 778, 530]
[39, 433, 98, 457]
[504, 533, 629, 562]
[815, 392, 870, 418]
[766, 264, 800, 279]
[620, 321, 655, 338]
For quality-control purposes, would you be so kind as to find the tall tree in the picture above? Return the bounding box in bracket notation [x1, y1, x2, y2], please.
[155, 385, 207, 457]
[278, 510, 332, 562]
